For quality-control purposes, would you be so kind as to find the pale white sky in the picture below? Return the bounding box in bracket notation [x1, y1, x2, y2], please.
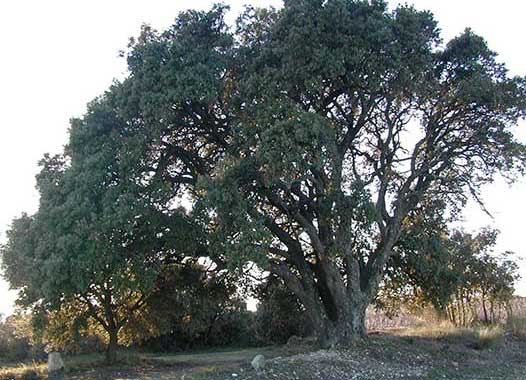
[0, 0, 525, 316]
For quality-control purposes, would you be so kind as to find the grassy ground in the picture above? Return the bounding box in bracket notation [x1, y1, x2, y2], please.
[104, 346, 297, 380]
[1, 325, 525, 380]
[0, 346, 299, 380]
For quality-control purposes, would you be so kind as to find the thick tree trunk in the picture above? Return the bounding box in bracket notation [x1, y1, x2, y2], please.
[315, 301, 367, 348]
[280, 273, 368, 348]
[272, 212, 404, 349]
[105, 328, 119, 365]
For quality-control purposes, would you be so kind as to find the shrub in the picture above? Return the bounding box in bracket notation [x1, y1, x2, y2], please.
[253, 278, 311, 345]
[141, 303, 257, 351]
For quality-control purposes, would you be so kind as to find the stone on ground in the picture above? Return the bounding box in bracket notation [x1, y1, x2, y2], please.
[251, 354, 266, 371]
[48, 352, 65, 379]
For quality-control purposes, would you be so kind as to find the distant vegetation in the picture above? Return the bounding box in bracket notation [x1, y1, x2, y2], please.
[1, 0, 525, 370]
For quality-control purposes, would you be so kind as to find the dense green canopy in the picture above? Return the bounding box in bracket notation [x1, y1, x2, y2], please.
[200, 1, 526, 344]
[2, 98, 203, 362]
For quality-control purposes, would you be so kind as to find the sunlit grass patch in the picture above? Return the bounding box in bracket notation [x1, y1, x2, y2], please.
[394, 320, 504, 349]
[0, 350, 147, 380]
[0, 362, 45, 380]
[394, 319, 464, 339]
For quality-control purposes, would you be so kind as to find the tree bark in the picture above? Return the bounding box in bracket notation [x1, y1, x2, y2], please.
[315, 300, 367, 348]
[105, 328, 119, 365]
[481, 291, 489, 323]
[268, 179, 409, 348]
[276, 255, 370, 348]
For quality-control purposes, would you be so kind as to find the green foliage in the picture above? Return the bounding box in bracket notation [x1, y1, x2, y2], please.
[381, 199, 457, 313]
[1, 97, 202, 362]
[32, 302, 105, 354]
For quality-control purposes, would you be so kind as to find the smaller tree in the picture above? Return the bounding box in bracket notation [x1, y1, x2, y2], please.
[382, 225, 520, 326]
[444, 229, 519, 325]
[1, 99, 199, 363]
[380, 198, 457, 315]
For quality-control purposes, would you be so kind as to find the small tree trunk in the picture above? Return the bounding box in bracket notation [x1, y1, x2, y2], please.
[490, 300, 495, 324]
[105, 328, 119, 365]
[482, 292, 489, 324]
[450, 304, 457, 325]
[460, 292, 466, 326]
[445, 305, 451, 324]
[204, 314, 219, 346]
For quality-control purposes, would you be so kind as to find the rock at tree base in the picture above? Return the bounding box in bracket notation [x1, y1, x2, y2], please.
[251, 354, 266, 371]
[48, 352, 65, 379]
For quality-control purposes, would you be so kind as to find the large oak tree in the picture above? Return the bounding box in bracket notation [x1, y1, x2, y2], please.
[108, 0, 526, 346]
[4, 0, 525, 352]
[201, 0, 526, 345]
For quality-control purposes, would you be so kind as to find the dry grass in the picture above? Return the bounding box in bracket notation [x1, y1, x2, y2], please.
[394, 319, 464, 339]
[0, 362, 45, 380]
[473, 325, 504, 349]
[394, 320, 504, 349]
[507, 314, 526, 340]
